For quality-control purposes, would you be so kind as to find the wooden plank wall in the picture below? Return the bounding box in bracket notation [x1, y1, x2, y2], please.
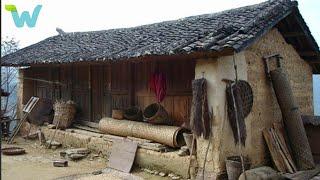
[134, 60, 194, 126]
[91, 65, 111, 122]
[110, 62, 131, 110]
[23, 59, 195, 125]
[21, 68, 35, 104]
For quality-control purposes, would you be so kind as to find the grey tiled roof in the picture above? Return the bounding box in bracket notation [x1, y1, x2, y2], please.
[1, 0, 313, 65]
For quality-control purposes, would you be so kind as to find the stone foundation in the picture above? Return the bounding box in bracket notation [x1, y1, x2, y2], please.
[41, 127, 190, 177]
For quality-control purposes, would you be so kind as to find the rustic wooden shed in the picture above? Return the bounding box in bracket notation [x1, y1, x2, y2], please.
[2, 0, 320, 178]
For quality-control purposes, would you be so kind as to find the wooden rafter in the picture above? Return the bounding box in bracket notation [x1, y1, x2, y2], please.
[283, 32, 305, 38]
[299, 51, 319, 57]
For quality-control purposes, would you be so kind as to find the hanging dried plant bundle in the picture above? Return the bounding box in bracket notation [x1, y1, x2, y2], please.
[226, 80, 253, 146]
[190, 78, 211, 139]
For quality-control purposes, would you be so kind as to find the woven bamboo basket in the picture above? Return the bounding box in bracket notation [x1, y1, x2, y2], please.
[53, 100, 76, 129]
[112, 109, 124, 120]
[124, 106, 143, 121]
[143, 103, 170, 125]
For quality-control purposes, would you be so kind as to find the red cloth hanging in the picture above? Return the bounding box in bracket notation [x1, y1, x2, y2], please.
[149, 72, 167, 103]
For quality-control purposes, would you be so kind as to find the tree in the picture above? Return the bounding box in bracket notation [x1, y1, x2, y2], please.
[1, 37, 19, 118]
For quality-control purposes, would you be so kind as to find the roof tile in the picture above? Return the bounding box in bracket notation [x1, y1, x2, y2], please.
[1, 0, 302, 65]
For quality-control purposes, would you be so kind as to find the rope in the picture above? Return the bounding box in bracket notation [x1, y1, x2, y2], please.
[232, 53, 246, 179]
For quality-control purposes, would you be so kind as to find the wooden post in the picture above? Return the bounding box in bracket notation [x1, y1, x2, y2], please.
[130, 62, 135, 106]
[88, 65, 92, 122]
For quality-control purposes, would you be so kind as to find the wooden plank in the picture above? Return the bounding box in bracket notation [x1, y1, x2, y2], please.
[77, 121, 99, 129]
[272, 124, 297, 172]
[283, 32, 305, 38]
[127, 135, 169, 152]
[264, 126, 298, 173]
[103, 134, 125, 142]
[134, 60, 194, 125]
[88, 65, 92, 122]
[126, 136, 152, 144]
[91, 65, 105, 122]
[108, 140, 138, 173]
[299, 51, 319, 57]
[72, 65, 90, 122]
[23, 97, 39, 113]
[270, 128, 295, 173]
[60, 65, 73, 100]
[103, 65, 112, 117]
[139, 144, 167, 152]
[263, 128, 287, 172]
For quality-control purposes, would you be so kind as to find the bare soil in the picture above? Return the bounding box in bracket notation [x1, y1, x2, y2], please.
[1, 138, 106, 180]
[1, 138, 171, 180]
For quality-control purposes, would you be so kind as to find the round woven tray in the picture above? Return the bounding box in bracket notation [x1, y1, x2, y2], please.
[2, 147, 26, 155]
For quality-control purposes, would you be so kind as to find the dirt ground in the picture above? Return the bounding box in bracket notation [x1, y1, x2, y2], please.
[1, 138, 171, 180]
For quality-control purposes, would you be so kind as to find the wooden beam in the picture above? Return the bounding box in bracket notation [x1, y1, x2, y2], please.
[78, 120, 99, 129]
[2, 48, 234, 67]
[293, 11, 319, 51]
[89, 64, 92, 123]
[283, 32, 305, 38]
[306, 59, 320, 64]
[299, 51, 319, 57]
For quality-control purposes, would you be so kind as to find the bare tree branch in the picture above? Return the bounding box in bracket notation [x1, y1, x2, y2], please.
[1, 37, 19, 118]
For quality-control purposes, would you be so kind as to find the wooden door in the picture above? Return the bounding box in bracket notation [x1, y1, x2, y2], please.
[91, 65, 103, 122]
[33, 67, 52, 99]
[110, 62, 131, 110]
[60, 65, 72, 101]
[51, 66, 61, 101]
[72, 65, 90, 122]
[102, 65, 112, 117]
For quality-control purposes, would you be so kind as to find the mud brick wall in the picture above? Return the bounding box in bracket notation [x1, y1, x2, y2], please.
[244, 28, 313, 167]
[194, 28, 314, 177]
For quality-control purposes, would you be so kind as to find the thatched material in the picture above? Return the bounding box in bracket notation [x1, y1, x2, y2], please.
[190, 78, 211, 139]
[99, 117, 186, 147]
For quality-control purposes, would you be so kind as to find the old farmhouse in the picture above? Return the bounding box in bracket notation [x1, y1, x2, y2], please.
[2, 0, 320, 178]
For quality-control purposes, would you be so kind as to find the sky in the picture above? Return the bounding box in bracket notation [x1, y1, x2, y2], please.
[1, 0, 320, 114]
[1, 0, 319, 47]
